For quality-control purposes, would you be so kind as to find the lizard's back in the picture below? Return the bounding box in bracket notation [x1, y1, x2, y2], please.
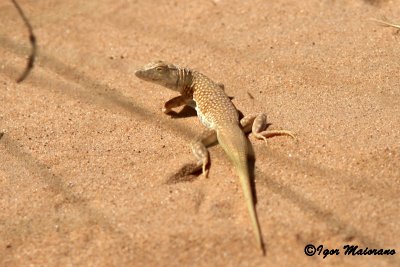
[192, 71, 239, 129]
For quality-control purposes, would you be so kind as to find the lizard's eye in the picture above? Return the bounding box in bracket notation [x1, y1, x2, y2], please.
[156, 67, 164, 72]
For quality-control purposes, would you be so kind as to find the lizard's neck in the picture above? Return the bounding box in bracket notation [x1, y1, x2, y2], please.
[176, 67, 194, 97]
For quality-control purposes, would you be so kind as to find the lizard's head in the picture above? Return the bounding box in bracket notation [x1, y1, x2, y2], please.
[135, 61, 181, 91]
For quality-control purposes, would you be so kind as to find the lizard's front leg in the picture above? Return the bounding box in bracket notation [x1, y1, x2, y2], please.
[240, 113, 296, 143]
[163, 85, 223, 113]
[190, 129, 217, 177]
[163, 95, 195, 114]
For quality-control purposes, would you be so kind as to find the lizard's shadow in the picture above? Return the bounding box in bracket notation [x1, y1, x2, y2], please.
[165, 162, 204, 184]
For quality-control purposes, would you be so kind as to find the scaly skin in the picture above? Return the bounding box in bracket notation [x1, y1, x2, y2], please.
[135, 61, 295, 254]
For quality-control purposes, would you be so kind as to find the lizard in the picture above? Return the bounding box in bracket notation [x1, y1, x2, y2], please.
[135, 60, 295, 254]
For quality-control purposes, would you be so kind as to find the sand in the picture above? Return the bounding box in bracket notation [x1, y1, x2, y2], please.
[0, 0, 399, 266]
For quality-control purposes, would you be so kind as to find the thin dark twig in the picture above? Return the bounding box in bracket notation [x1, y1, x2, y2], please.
[10, 0, 37, 83]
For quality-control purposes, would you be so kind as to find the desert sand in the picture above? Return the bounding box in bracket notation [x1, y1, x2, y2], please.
[0, 0, 399, 266]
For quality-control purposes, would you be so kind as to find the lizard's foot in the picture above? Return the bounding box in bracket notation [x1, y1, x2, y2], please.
[162, 107, 171, 114]
[256, 129, 296, 139]
[199, 160, 209, 178]
[240, 113, 296, 145]
[192, 143, 210, 178]
[163, 95, 189, 114]
[254, 130, 296, 145]
[253, 132, 268, 145]
[191, 129, 217, 179]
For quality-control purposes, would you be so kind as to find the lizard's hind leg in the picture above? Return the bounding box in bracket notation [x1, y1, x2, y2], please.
[190, 129, 217, 178]
[240, 113, 296, 144]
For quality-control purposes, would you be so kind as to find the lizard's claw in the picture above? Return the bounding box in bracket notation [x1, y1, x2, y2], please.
[202, 164, 209, 178]
[254, 133, 269, 146]
[196, 159, 209, 178]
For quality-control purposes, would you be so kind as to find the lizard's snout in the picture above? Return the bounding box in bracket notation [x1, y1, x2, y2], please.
[134, 69, 143, 78]
[135, 69, 153, 81]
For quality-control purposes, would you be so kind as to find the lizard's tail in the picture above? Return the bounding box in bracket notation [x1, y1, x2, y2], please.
[217, 126, 265, 255]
